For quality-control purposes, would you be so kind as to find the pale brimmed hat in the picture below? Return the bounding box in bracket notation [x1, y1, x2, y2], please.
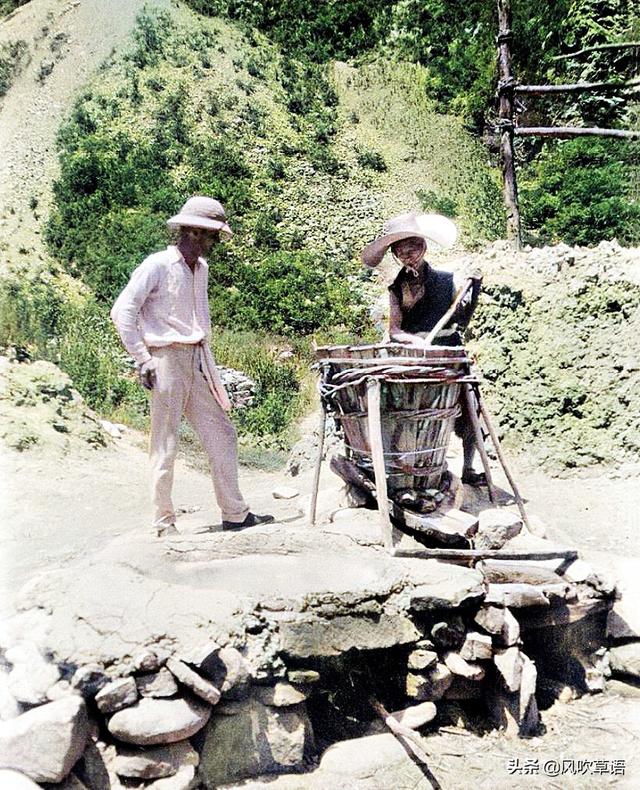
[361, 212, 458, 268]
[167, 196, 233, 238]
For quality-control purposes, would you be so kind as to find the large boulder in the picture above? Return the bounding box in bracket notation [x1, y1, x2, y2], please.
[0, 696, 89, 782]
[199, 694, 314, 787]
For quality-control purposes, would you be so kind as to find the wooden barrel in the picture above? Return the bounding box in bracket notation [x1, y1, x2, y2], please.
[315, 343, 475, 495]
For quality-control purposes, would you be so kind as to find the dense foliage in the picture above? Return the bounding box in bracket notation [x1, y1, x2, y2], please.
[520, 139, 640, 246]
[186, 0, 639, 245]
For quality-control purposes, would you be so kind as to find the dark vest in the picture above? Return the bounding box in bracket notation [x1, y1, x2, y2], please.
[390, 265, 461, 345]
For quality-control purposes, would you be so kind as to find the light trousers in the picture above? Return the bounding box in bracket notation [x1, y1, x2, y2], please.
[149, 344, 249, 527]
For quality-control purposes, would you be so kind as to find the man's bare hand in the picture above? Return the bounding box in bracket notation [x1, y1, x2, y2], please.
[138, 359, 158, 390]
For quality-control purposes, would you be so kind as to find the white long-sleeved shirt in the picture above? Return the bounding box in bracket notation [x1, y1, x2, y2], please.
[111, 245, 211, 366]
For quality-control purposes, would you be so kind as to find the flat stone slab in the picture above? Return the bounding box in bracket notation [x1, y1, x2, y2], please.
[107, 697, 211, 746]
[11, 524, 483, 670]
[234, 733, 435, 789]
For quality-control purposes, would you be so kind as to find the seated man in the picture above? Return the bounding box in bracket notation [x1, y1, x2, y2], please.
[361, 212, 485, 486]
[111, 195, 274, 535]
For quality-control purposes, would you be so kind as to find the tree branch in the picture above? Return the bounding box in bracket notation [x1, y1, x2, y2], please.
[552, 41, 640, 60]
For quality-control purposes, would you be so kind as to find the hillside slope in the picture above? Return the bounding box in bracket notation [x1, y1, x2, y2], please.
[0, 0, 172, 261]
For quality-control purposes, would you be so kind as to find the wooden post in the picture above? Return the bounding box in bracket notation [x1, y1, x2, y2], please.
[496, 0, 521, 249]
[308, 407, 327, 527]
[462, 384, 498, 504]
[366, 378, 394, 552]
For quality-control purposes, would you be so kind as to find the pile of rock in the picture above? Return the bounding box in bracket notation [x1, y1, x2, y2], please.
[217, 366, 256, 409]
[0, 357, 106, 452]
[0, 639, 318, 789]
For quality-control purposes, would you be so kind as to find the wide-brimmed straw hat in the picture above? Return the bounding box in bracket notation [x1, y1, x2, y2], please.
[167, 196, 233, 238]
[361, 212, 458, 268]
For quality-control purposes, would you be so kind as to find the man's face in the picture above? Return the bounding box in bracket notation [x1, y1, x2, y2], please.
[185, 227, 220, 255]
[392, 237, 426, 270]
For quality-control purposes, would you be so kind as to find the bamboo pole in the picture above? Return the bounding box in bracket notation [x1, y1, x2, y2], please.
[308, 407, 327, 527]
[496, 0, 521, 249]
[366, 379, 394, 552]
[475, 393, 530, 530]
[462, 384, 497, 504]
[423, 279, 473, 346]
[515, 126, 640, 140]
[516, 78, 640, 95]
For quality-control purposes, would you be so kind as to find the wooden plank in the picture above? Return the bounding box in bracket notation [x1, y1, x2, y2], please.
[392, 503, 478, 545]
[393, 545, 578, 563]
[367, 378, 394, 552]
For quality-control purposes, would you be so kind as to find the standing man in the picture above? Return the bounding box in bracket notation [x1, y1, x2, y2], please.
[111, 196, 274, 536]
[362, 212, 486, 486]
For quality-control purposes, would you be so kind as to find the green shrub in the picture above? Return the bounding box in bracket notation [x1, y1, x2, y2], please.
[0, 39, 27, 97]
[0, 1, 28, 17]
[211, 329, 309, 441]
[356, 148, 387, 172]
[416, 188, 458, 218]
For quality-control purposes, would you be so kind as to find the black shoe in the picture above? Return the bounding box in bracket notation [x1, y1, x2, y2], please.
[221, 512, 275, 531]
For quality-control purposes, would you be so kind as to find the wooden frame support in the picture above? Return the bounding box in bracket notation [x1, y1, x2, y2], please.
[366, 378, 394, 552]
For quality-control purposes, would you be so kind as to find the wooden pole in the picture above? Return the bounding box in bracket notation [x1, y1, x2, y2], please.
[308, 407, 327, 527]
[516, 78, 640, 95]
[515, 126, 640, 140]
[369, 698, 438, 786]
[462, 384, 497, 504]
[496, 0, 521, 249]
[475, 394, 531, 530]
[366, 379, 394, 552]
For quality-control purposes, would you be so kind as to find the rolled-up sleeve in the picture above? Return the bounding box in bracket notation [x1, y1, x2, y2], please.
[110, 260, 159, 366]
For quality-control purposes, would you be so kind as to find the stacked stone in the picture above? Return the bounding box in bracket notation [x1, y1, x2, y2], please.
[217, 367, 256, 409]
[0, 640, 320, 789]
[403, 607, 537, 738]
